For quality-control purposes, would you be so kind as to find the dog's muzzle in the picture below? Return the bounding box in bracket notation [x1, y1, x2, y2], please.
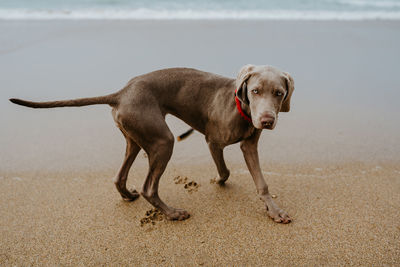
[260, 113, 275, 129]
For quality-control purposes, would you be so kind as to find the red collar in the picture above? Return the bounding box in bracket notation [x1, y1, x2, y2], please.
[235, 89, 252, 122]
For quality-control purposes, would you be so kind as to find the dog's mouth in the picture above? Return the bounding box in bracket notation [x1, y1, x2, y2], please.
[258, 118, 276, 130]
[253, 121, 275, 130]
[262, 123, 274, 130]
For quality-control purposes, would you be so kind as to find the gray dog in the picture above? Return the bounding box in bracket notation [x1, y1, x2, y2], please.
[10, 64, 294, 223]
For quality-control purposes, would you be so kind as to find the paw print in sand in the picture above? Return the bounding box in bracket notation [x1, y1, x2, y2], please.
[184, 181, 200, 193]
[174, 175, 200, 193]
[140, 208, 164, 226]
[173, 175, 188, 185]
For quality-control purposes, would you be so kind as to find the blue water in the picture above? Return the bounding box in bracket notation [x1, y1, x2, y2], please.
[1, 0, 400, 19]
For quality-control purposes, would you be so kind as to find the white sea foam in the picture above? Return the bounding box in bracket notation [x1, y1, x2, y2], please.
[1, 8, 400, 20]
[337, 0, 400, 8]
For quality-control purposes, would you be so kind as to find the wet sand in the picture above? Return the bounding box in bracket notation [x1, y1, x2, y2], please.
[1, 20, 400, 265]
[1, 163, 399, 265]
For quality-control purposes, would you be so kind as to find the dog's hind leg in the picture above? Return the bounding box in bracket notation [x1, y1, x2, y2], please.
[113, 99, 190, 220]
[140, 127, 190, 221]
[113, 133, 141, 201]
[127, 117, 189, 220]
[112, 105, 141, 201]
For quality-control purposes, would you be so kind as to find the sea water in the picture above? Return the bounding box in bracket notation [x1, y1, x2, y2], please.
[0, 0, 400, 20]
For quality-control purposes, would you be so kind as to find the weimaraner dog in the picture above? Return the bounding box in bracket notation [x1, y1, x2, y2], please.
[10, 64, 294, 223]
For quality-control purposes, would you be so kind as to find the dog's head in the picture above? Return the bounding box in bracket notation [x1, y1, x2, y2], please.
[235, 64, 294, 130]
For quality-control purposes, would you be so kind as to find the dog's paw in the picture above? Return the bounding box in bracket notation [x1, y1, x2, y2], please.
[264, 198, 292, 224]
[214, 170, 230, 185]
[122, 188, 140, 202]
[165, 208, 190, 221]
[266, 207, 292, 224]
[216, 177, 228, 185]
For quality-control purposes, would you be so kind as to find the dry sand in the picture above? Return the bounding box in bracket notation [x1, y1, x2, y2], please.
[1, 20, 400, 266]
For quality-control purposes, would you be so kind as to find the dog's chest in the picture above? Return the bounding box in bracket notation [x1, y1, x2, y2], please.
[205, 121, 255, 145]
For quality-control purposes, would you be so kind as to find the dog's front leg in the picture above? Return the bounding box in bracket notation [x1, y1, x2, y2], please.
[207, 142, 230, 184]
[240, 131, 292, 224]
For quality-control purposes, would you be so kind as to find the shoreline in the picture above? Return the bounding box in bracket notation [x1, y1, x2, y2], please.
[2, 18, 400, 21]
[1, 9, 400, 21]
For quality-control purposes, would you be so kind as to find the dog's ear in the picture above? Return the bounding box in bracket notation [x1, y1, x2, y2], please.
[235, 64, 255, 105]
[281, 72, 294, 112]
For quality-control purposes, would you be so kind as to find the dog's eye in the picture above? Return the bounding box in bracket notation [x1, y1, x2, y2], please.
[275, 91, 283, 97]
[252, 89, 259, 94]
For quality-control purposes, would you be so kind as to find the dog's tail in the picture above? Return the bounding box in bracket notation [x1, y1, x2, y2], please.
[177, 128, 194, 141]
[9, 92, 119, 109]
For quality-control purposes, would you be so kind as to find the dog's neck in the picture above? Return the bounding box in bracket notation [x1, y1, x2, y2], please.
[234, 91, 252, 123]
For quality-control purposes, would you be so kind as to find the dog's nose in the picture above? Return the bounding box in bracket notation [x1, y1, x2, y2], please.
[260, 114, 275, 129]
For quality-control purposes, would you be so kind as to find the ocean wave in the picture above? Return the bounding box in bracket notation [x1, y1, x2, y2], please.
[1, 8, 400, 20]
[336, 0, 400, 8]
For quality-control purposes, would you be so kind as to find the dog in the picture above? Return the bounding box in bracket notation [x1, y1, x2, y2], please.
[10, 64, 294, 223]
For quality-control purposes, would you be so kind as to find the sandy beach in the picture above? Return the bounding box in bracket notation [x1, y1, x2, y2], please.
[1, 20, 400, 265]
